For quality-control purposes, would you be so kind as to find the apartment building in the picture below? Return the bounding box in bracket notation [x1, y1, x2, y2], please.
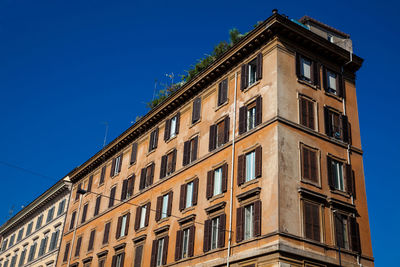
[56, 11, 374, 267]
[0, 179, 71, 267]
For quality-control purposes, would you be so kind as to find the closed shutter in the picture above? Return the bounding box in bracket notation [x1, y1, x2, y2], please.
[192, 178, 199, 206]
[134, 206, 141, 231]
[209, 124, 217, 151]
[145, 202, 151, 226]
[254, 200, 262, 237]
[192, 97, 201, 123]
[322, 66, 328, 91]
[238, 106, 247, 134]
[160, 155, 167, 179]
[75, 183, 81, 201]
[103, 222, 110, 244]
[171, 149, 177, 173]
[241, 64, 248, 91]
[312, 204, 320, 241]
[256, 52, 263, 81]
[87, 175, 93, 192]
[147, 163, 155, 186]
[304, 202, 312, 239]
[111, 255, 117, 267]
[352, 170, 356, 199]
[236, 207, 244, 242]
[191, 136, 198, 162]
[116, 216, 122, 239]
[88, 230, 95, 251]
[139, 168, 146, 190]
[134, 245, 143, 267]
[324, 107, 332, 136]
[63, 243, 70, 262]
[167, 191, 173, 216]
[224, 116, 230, 144]
[337, 73, 344, 98]
[327, 156, 334, 189]
[175, 112, 180, 134]
[218, 214, 226, 248]
[121, 179, 128, 200]
[110, 158, 116, 177]
[335, 214, 345, 248]
[300, 97, 308, 127]
[255, 96, 262, 126]
[302, 147, 310, 180]
[345, 164, 354, 195]
[175, 230, 182, 261]
[203, 219, 211, 252]
[309, 149, 318, 183]
[100, 166, 106, 185]
[218, 81, 223, 106]
[119, 252, 125, 267]
[150, 240, 157, 267]
[313, 62, 320, 86]
[130, 143, 138, 165]
[109, 187, 116, 208]
[70, 211, 76, 230]
[221, 163, 228, 193]
[149, 131, 154, 151]
[222, 79, 228, 103]
[183, 141, 190, 166]
[118, 153, 123, 174]
[81, 203, 88, 223]
[162, 236, 169, 265]
[308, 99, 315, 129]
[179, 184, 186, 211]
[164, 119, 171, 141]
[237, 154, 245, 186]
[349, 217, 361, 253]
[188, 225, 195, 257]
[342, 115, 350, 143]
[255, 146, 262, 178]
[127, 175, 135, 196]
[156, 196, 162, 221]
[125, 213, 130, 236]
[75, 236, 82, 256]
[295, 52, 301, 78]
[206, 170, 213, 199]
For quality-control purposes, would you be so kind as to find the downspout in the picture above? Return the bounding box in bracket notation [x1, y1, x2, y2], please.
[67, 191, 83, 267]
[226, 71, 238, 267]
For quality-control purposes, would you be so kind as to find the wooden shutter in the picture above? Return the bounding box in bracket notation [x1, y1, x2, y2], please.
[134, 206, 141, 231]
[111, 255, 117, 267]
[236, 207, 244, 242]
[313, 62, 320, 86]
[209, 124, 217, 151]
[191, 136, 198, 162]
[206, 170, 213, 199]
[217, 81, 223, 106]
[304, 202, 312, 239]
[70, 211, 76, 230]
[118, 153, 123, 174]
[109, 187, 116, 208]
[183, 141, 190, 166]
[150, 240, 157, 267]
[192, 178, 199, 206]
[203, 219, 211, 252]
[171, 149, 177, 173]
[349, 217, 361, 253]
[75, 236, 82, 256]
[342, 115, 350, 143]
[222, 79, 228, 103]
[300, 97, 308, 127]
[187, 225, 195, 257]
[295, 52, 301, 79]
[75, 183, 81, 201]
[127, 175, 135, 196]
[345, 164, 354, 195]
[192, 97, 201, 123]
[119, 252, 125, 267]
[312, 204, 320, 241]
[322, 66, 328, 91]
[218, 214, 226, 248]
[125, 213, 130, 236]
[237, 154, 245, 186]
[87, 175, 93, 192]
[179, 184, 186, 211]
[121, 179, 128, 200]
[154, 128, 159, 149]
[162, 236, 169, 265]
[116, 216, 122, 239]
[308, 99, 315, 129]
[156, 196, 162, 221]
[147, 163, 155, 186]
[309, 149, 318, 183]
[221, 163, 228, 193]
[164, 119, 171, 141]
[255, 96, 262, 126]
[110, 158, 116, 177]
[130, 143, 138, 165]
[175, 112, 180, 134]
[324, 107, 332, 136]
[241, 64, 248, 91]
[175, 230, 182, 261]
[224, 116, 230, 144]
[145, 202, 151, 226]
[134, 245, 143, 267]
[160, 155, 167, 179]
[335, 214, 344, 248]
[103, 222, 110, 244]
[81, 204, 88, 223]
[167, 191, 173, 216]
[139, 168, 146, 190]
[254, 200, 262, 237]
[255, 146, 262, 178]
[302, 147, 310, 180]
[63, 242, 70, 262]
[238, 106, 247, 134]
[256, 52, 263, 80]
[337, 73, 344, 97]
[149, 131, 154, 151]
[327, 156, 335, 189]
[100, 166, 106, 185]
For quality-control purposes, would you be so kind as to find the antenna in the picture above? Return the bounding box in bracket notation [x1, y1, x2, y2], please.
[102, 122, 109, 148]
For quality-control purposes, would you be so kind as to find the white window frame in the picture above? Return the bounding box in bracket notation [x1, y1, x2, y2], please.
[161, 194, 169, 219]
[332, 159, 344, 191]
[139, 206, 147, 229]
[156, 238, 164, 267]
[170, 116, 177, 138]
[213, 167, 222, 196]
[120, 214, 128, 237]
[245, 150, 256, 182]
[210, 217, 219, 250]
[181, 228, 190, 259]
[244, 204, 254, 240]
[248, 59, 257, 86]
[300, 57, 312, 81]
[185, 182, 193, 209]
[327, 70, 337, 94]
[247, 106, 256, 131]
[114, 155, 121, 176]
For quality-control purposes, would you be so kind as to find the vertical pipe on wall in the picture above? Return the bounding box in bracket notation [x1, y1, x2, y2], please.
[67, 192, 83, 267]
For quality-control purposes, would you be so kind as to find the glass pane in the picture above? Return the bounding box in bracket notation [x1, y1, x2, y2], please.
[140, 206, 146, 228]
[213, 168, 222, 196]
[247, 107, 256, 131]
[248, 60, 257, 85]
[170, 116, 177, 138]
[300, 58, 311, 80]
[120, 216, 127, 237]
[244, 205, 254, 240]
[327, 71, 337, 93]
[161, 195, 169, 219]
[182, 229, 189, 258]
[156, 239, 164, 266]
[211, 217, 219, 250]
[186, 182, 193, 208]
[245, 151, 256, 182]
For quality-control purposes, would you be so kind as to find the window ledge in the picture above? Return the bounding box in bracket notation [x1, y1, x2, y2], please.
[209, 193, 225, 203]
[215, 100, 229, 112]
[330, 189, 351, 198]
[128, 162, 136, 168]
[146, 149, 156, 157]
[242, 80, 260, 93]
[300, 179, 321, 189]
[297, 79, 319, 90]
[324, 91, 343, 101]
[165, 134, 177, 144]
[116, 235, 127, 242]
[240, 178, 259, 189]
[157, 217, 170, 224]
[181, 206, 195, 215]
[136, 227, 147, 234]
[189, 119, 201, 129]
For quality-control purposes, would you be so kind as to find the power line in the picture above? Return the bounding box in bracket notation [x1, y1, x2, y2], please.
[0, 160, 58, 183]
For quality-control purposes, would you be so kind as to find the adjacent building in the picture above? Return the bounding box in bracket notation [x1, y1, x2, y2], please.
[0, 180, 71, 267]
[56, 11, 373, 267]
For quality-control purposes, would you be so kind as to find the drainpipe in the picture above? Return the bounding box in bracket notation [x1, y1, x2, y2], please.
[226, 71, 238, 267]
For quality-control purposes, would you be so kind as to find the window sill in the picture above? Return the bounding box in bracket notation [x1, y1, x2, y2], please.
[146, 149, 156, 157]
[215, 100, 229, 112]
[128, 162, 136, 169]
[111, 172, 121, 179]
[157, 217, 170, 224]
[297, 79, 319, 90]
[300, 179, 321, 189]
[116, 235, 127, 242]
[136, 227, 147, 234]
[209, 193, 224, 203]
[324, 91, 343, 101]
[181, 206, 195, 215]
[189, 119, 201, 129]
[165, 134, 177, 144]
[242, 80, 260, 93]
[240, 178, 259, 189]
[330, 189, 350, 198]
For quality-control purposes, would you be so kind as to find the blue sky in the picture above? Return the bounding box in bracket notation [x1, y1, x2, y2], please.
[0, 0, 397, 265]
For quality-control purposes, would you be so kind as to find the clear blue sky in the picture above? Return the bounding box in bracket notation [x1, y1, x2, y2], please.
[0, 0, 397, 265]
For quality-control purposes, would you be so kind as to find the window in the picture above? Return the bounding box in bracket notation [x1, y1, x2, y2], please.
[160, 149, 177, 179]
[57, 199, 66, 216]
[102, 222, 111, 245]
[10, 255, 16, 267]
[81, 203, 88, 223]
[301, 145, 319, 184]
[175, 226, 195, 261]
[38, 235, 48, 257]
[148, 127, 159, 152]
[69, 211, 76, 230]
[327, 157, 355, 195]
[18, 248, 26, 266]
[236, 201, 261, 242]
[179, 178, 199, 211]
[62, 242, 70, 262]
[121, 175, 135, 201]
[112, 253, 125, 267]
[17, 228, 24, 242]
[75, 183, 82, 201]
[323, 67, 343, 97]
[135, 203, 150, 230]
[108, 186, 116, 208]
[110, 153, 123, 177]
[49, 229, 60, 251]
[238, 96, 262, 134]
[116, 213, 130, 239]
[74, 236, 82, 257]
[206, 164, 228, 199]
[1, 239, 7, 251]
[303, 201, 321, 242]
[94, 196, 101, 216]
[191, 97, 201, 124]
[209, 116, 229, 151]
[46, 207, 55, 223]
[134, 245, 143, 267]
[299, 96, 315, 130]
[217, 79, 228, 106]
[87, 229, 96, 251]
[26, 222, 33, 236]
[334, 213, 361, 252]
[98, 257, 106, 267]
[237, 146, 262, 185]
[156, 192, 173, 221]
[87, 175, 93, 192]
[324, 107, 351, 143]
[164, 113, 180, 141]
[241, 53, 262, 90]
[130, 142, 138, 165]
[8, 234, 15, 248]
[203, 214, 225, 252]
[182, 136, 198, 166]
[36, 214, 43, 230]
[99, 166, 106, 185]
[139, 163, 155, 190]
[27, 242, 37, 262]
[151, 236, 169, 267]
[156, 238, 164, 266]
[296, 53, 320, 86]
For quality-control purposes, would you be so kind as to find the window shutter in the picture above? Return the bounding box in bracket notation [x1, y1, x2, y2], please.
[322, 66, 328, 91]
[81, 204, 88, 223]
[75, 236, 82, 256]
[191, 136, 198, 162]
[103, 222, 110, 244]
[134, 206, 141, 231]
[308, 99, 315, 129]
[164, 119, 171, 141]
[209, 124, 217, 151]
[111, 255, 117, 267]
[175, 112, 180, 134]
[179, 184, 186, 211]
[349, 217, 361, 253]
[110, 158, 116, 177]
[139, 168, 146, 190]
[87, 175, 93, 192]
[134, 245, 143, 267]
[175, 230, 182, 261]
[171, 149, 177, 173]
[206, 170, 213, 199]
[255, 96, 262, 126]
[238, 106, 247, 134]
[352, 170, 357, 199]
[224, 116, 230, 144]
[221, 163, 228, 193]
[145, 202, 151, 226]
[309, 149, 318, 183]
[255, 146, 262, 178]
[313, 62, 320, 87]
[342, 115, 350, 143]
[119, 252, 125, 267]
[100, 166, 106, 185]
[304, 202, 312, 239]
[192, 178, 199, 206]
[167, 191, 173, 217]
[154, 128, 159, 149]
[156, 196, 162, 221]
[217, 81, 223, 106]
[236, 207, 244, 242]
[63, 242, 70, 262]
[203, 219, 211, 252]
[125, 213, 130, 236]
[324, 107, 332, 136]
[256, 52, 263, 81]
[240, 64, 248, 91]
[300, 97, 308, 127]
[162, 236, 169, 265]
[302, 147, 310, 180]
[222, 79, 228, 103]
[127, 175, 135, 196]
[109, 187, 116, 208]
[345, 164, 354, 195]
[188, 225, 195, 257]
[160, 155, 167, 179]
[149, 131, 154, 151]
[150, 240, 157, 267]
[183, 141, 190, 166]
[295, 53, 301, 79]
[218, 214, 226, 248]
[130, 143, 138, 165]
[148, 163, 155, 186]
[118, 153, 123, 173]
[335, 214, 345, 248]
[312, 204, 320, 241]
[327, 156, 335, 189]
[337, 73, 344, 98]
[254, 200, 262, 237]
[192, 97, 201, 123]
[121, 179, 128, 200]
[116, 216, 122, 239]
[75, 183, 81, 201]
[70, 211, 76, 230]
[237, 154, 245, 186]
